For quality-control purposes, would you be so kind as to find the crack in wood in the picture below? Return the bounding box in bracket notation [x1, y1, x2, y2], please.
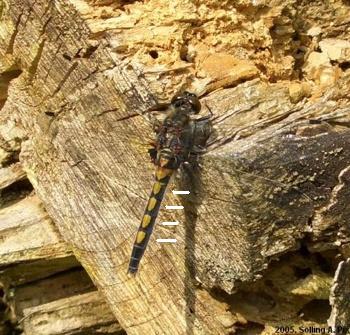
[6, 12, 23, 54]
[28, 38, 46, 83]
[51, 62, 78, 97]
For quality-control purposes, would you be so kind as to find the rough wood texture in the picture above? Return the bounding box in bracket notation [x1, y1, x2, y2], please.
[0, 194, 79, 286]
[0, 162, 26, 190]
[328, 259, 350, 331]
[0, 175, 123, 332]
[22, 291, 125, 335]
[0, 195, 72, 264]
[0, 186, 123, 333]
[11, 270, 124, 334]
[12, 268, 95, 318]
[1, 0, 350, 334]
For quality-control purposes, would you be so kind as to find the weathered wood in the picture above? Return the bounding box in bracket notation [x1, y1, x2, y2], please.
[0, 194, 78, 286]
[11, 268, 95, 318]
[328, 259, 350, 332]
[194, 78, 350, 292]
[0, 195, 72, 264]
[0, 172, 123, 332]
[1, 0, 350, 334]
[0, 181, 123, 332]
[0, 162, 26, 190]
[22, 291, 125, 335]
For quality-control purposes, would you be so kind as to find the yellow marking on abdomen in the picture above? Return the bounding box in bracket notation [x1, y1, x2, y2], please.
[142, 215, 151, 228]
[136, 231, 146, 244]
[148, 197, 157, 211]
[153, 182, 162, 195]
[156, 167, 172, 180]
[159, 158, 169, 167]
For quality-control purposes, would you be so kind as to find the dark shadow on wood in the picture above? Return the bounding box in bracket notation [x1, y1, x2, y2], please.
[178, 163, 205, 335]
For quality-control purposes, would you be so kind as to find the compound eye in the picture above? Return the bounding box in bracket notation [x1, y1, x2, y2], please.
[188, 96, 201, 114]
[186, 91, 197, 98]
[171, 93, 183, 105]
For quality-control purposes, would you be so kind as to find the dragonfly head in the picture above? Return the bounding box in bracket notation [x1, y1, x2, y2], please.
[171, 91, 201, 114]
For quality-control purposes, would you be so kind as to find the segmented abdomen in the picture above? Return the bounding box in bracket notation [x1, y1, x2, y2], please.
[127, 166, 174, 274]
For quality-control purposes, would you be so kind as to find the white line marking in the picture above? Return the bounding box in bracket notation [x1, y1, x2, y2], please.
[156, 238, 177, 243]
[165, 205, 184, 210]
[172, 190, 190, 195]
[161, 221, 179, 226]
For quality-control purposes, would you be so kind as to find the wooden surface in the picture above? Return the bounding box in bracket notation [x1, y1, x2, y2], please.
[13, 268, 95, 318]
[0, 0, 350, 334]
[0, 172, 123, 333]
[22, 291, 125, 335]
[0, 194, 78, 286]
[329, 259, 350, 332]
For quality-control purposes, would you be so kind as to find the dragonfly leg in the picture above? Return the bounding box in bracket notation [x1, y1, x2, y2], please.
[183, 152, 203, 171]
[180, 161, 198, 182]
[195, 102, 213, 122]
[192, 118, 212, 150]
[146, 102, 170, 113]
[190, 145, 207, 155]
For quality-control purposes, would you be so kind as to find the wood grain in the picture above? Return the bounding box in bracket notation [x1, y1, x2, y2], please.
[1, 0, 350, 334]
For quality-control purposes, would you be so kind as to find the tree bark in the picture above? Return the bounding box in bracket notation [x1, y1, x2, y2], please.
[1, 0, 350, 334]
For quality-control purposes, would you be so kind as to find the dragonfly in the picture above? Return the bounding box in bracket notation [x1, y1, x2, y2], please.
[121, 90, 347, 276]
[62, 85, 349, 285]
[127, 91, 213, 274]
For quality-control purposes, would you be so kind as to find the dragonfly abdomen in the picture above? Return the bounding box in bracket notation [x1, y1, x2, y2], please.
[128, 165, 174, 274]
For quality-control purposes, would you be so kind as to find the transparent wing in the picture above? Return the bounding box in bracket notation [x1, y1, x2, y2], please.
[62, 129, 326, 251]
[60, 110, 350, 282]
[205, 124, 350, 260]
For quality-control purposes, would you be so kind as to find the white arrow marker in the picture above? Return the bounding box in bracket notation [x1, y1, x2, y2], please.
[172, 190, 190, 195]
[156, 238, 177, 243]
[165, 205, 184, 210]
[161, 221, 179, 226]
